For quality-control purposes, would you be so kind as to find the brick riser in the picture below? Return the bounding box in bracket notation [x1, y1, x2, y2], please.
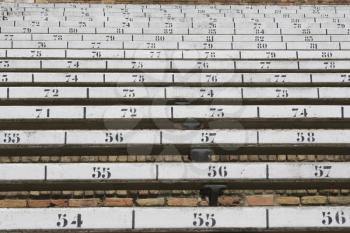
[1, 194, 350, 208]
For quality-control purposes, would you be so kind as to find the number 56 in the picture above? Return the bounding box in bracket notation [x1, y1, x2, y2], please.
[322, 211, 346, 225]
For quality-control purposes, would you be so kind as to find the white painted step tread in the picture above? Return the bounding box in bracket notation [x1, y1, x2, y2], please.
[0, 162, 348, 181]
[0, 207, 349, 230]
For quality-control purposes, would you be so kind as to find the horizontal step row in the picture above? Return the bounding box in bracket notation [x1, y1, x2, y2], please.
[2, 73, 350, 84]
[2, 5, 344, 11]
[3, 34, 350, 42]
[0, 6, 306, 11]
[0, 207, 349, 230]
[1, 50, 350, 60]
[0, 162, 347, 180]
[5, 16, 350, 24]
[2, 50, 350, 60]
[4, 21, 350, 29]
[1, 60, 349, 70]
[0, 129, 349, 145]
[3, 23, 350, 31]
[1, 4, 347, 12]
[4, 16, 350, 23]
[1, 3, 347, 11]
[0, 87, 349, 100]
[0, 3, 342, 8]
[1, 11, 348, 20]
[3, 50, 350, 60]
[3, 11, 349, 17]
[2, 41, 350, 50]
[5, 18, 350, 25]
[5, 19, 350, 26]
[2, 26, 350, 35]
[0, 105, 347, 120]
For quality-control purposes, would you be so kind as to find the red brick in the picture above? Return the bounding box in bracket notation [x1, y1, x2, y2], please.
[28, 199, 51, 208]
[136, 198, 165, 206]
[329, 196, 350, 205]
[275, 196, 300, 206]
[246, 195, 274, 206]
[199, 200, 209, 206]
[301, 196, 328, 205]
[51, 199, 69, 207]
[218, 196, 240, 206]
[0, 199, 27, 208]
[69, 198, 100, 207]
[167, 198, 199, 207]
[104, 198, 133, 207]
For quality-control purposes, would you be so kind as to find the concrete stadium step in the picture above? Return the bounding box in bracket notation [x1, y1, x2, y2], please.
[0, 207, 349, 231]
[0, 4, 349, 233]
[2, 59, 350, 71]
[1, 87, 350, 101]
[1, 162, 349, 190]
[0, 49, 338, 59]
[2, 34, 350, 42]
[2, 49, 350, 60]
[0, 162, 347, 181]
[2, 72, 350, 85]
[0, 129, 349, 145]
[0, 105, 346, 120]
